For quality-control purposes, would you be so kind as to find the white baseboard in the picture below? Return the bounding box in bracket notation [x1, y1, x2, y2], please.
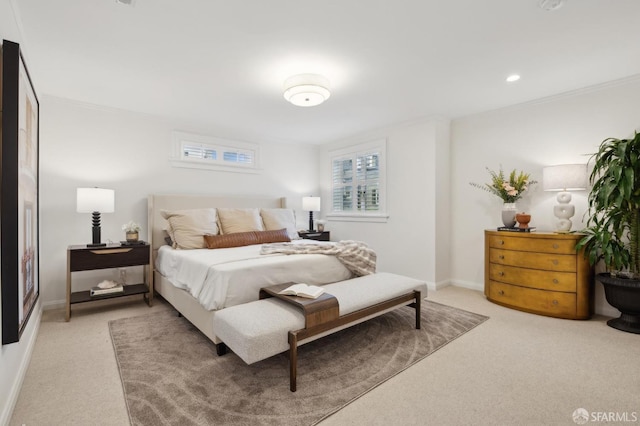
[448, 279, 484, 292]
[1, 303, 42, 426]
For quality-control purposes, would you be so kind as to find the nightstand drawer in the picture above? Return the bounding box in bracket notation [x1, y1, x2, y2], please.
[488, 235, 576, 254]
[488, 281, 577, 318]
[490, 248, 576, 272]
[70, 246, 150, 271]
[489, 263, 577, 292]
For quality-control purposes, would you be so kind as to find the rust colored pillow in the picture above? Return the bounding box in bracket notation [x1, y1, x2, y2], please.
[204, 229, 290, 249]
[256, 228, 291, 244]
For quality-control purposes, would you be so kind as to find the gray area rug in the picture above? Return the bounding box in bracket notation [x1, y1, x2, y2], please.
[109, 300, 488, 426]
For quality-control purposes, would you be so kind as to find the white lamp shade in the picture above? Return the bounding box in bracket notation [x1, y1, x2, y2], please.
[302, 196, 321, 212]
[77, 188, 115, 213]
[543, 164, 587, 191]
[283, 74, 331, 107]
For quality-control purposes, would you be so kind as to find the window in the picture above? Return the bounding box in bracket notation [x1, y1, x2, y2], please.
[170, 131, 260, 173]
[328, 139, 388, 222]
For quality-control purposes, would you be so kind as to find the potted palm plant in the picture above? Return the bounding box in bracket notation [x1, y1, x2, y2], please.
[576, 131, 640, 333]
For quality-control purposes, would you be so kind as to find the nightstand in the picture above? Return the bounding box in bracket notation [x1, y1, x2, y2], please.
[66, 243, 153, 321]
[298, 231, 330, 241]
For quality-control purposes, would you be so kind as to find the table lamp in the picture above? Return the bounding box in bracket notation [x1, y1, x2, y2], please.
[543, 164, 587, 233]
[302, 196, 321, 231]
[77, 187, 115, 247]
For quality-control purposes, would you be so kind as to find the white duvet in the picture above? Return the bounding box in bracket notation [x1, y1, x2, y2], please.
[155, 240, 353, 310]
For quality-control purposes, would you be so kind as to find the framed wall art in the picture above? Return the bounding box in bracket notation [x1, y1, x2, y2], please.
[1, 39, 40, 345]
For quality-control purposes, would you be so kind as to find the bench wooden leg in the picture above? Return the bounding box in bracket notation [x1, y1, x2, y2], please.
[288, 331, 298, 392]
[415, 290, 421, 330]
[289, 331, 298, 392]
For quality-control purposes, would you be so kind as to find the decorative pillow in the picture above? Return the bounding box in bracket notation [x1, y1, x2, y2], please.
[204, 229, 290, 249]
[260, 208, 300, 240]
[217, 208, 264, 234]
[160, 208, 218, 249]
[256, 228, 291, 244]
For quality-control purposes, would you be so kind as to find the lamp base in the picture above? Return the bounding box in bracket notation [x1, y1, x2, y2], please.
[553, 192, 575, 233]
[308, 211, 315, 232]
[86, 242, 107, 248]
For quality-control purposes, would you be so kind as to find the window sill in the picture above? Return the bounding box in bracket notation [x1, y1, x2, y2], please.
[169, 159, 262, 174]
[326, 213, 389, 223]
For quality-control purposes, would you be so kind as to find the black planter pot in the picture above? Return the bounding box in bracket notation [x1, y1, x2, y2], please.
[597, 273, 640, 334]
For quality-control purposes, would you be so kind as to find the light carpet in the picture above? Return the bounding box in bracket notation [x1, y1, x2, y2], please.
[109, 300, 488, 426]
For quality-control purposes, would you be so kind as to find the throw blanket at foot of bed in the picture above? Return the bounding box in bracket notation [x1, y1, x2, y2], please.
[260, 240, 376, 276]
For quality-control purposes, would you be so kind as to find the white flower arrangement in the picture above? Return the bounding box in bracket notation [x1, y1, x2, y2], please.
[122, 220, 141, 233]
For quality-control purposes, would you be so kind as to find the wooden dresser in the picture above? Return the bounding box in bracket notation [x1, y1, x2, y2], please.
[484, 230, 593, 319]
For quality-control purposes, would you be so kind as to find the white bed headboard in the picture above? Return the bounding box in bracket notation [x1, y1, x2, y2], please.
[147, 193, 286, 254]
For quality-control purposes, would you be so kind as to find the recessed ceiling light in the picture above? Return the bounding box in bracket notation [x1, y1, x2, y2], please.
[539, 0, 565, 11]
[115, 0, 135, 6]
[506, 74, 521, 83]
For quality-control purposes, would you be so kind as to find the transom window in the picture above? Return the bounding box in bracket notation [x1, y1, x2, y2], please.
[170, 131, 260, 173]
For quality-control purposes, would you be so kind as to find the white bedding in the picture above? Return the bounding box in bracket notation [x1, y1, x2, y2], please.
[155, 240, 353, 310]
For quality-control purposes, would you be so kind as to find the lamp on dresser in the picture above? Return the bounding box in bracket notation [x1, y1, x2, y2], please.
[543, 164, 587, 233]
[302, 196, 321, 232]
[76, 187, 115, 247]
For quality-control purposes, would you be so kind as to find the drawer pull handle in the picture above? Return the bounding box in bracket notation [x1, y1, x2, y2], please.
[552, 244, 559, 249]
[499, 240, 504, 245]
[553, 279, 559, 284]
[499, 255, 505, 260]
[90, 248, 132, 255]
[499, 271, 505, 276]
[498, 290, 505, 296]
[552, 300, 559, 305]
[552, 260, 559, 265]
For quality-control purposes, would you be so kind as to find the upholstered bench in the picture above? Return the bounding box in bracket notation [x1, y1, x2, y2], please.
[213, 272, 428, 391]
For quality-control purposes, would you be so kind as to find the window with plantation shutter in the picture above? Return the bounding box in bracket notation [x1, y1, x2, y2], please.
[328, 140, 388, 222]
[170, 131, 260, 173]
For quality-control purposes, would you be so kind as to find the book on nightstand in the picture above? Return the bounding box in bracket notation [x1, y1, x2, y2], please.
[278, 283, 325, 299]
[497, 226, 536, 232]
[90, 280, 124, 296]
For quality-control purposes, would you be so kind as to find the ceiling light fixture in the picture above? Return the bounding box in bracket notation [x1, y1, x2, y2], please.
[283, 74, 331, 107]
[539, 0, 565, 11]
[506, 74, 521, 83]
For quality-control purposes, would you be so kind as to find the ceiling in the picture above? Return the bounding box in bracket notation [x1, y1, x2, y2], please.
[12, 0, 640, 144]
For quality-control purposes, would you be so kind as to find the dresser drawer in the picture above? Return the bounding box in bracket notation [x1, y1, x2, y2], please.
[490, 248, 576, 272]
[488, 281, 577, 318]
[488, 235, 576, 254]
[489, 263, 577, 292]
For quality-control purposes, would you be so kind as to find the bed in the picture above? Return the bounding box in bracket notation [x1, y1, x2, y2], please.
[147, 194, 353, 346]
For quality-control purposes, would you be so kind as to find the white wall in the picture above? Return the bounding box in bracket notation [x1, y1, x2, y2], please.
[0, 1, 43, 424]
[450, 76, 640, 316]
[319, 116, 451, 289]
[39, 96, 320, 306]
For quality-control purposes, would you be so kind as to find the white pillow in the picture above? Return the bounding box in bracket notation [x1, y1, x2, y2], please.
[260, 208, 300, 240]
[160, 208, 218, 249]
[217, 208, 265, 234]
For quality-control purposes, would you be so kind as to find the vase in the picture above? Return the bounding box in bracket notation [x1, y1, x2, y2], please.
[501, 203, 517, 227]
[515, 212, 531, 229]
[126, 231, 139, 243]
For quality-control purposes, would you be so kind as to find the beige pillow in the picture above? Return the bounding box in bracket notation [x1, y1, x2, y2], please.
[160, 208, 218, 249]
[260, 208, 300, 240]
[217, 208, 264, 234]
